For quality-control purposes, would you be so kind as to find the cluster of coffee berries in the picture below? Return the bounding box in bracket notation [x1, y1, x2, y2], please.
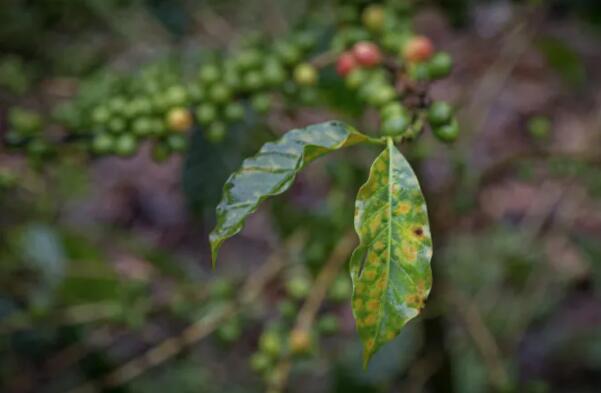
[330, 3, 457, 142]
[3, 107, 54, 162]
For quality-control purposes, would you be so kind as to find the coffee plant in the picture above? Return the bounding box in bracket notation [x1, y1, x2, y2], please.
[2, 0, 458, 378]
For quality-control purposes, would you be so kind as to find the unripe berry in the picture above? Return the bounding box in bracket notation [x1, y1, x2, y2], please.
[108, 117, 126, 134]
[368, 84, 396, 107]
[427, 52, 453, 79]
[336, 52, 357, 77]
[206, 122, 226, 143]
[362, 5, 386, 32]
[165, 85, 188, 107]
[293, 63, 318, 86]
[132, 117, 154, 137]
[285, 276, 311, 300]
[199, 64, 220, 84]
[288, 328, 312, 355]
[433, 118, 460, 143]
[382, 113, 410, 136]
[196, 104, 217, 125]
[224, 102, 245, 122]
[114, 134, 137, 157]
[250, 94, 271, 114]
[317, 314, 339, 335]
[428, 101, 453, 127]
[403, 36, 434, 63]
[91, 133, 114, 155]
[209, 84, 232, 104]
[345, 69, 367, 90]
[166, 107, 193, 132]
[166, 134, 187, 152]
[352, 41, 382, 67]
[249, 352, 271, 373]
[263, 58, 287, 86]
[328, 276, 352, 302]
[259, 330, 282, 357]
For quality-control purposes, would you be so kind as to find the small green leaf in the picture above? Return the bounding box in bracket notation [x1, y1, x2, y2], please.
[350, 138, 432, 367]
[210, 121, 372, 266]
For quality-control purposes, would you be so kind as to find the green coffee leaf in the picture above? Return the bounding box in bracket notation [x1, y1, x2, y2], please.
[210, 121, 371, 266]
[350, 138, 432, 367]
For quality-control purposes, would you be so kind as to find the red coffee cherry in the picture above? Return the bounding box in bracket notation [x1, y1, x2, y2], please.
[403, 36, 434, 63]
[336, 51, 357, 76]
[352, 41, 382, 67]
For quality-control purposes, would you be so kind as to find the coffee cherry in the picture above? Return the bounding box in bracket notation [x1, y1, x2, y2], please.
[166, 134, 187, 152]
[336, 52, 357, 77]
[528, 116, 551, 139]
[187, 84, 205, 103]
[285, 276, 311, 300]
[427, 52, 453, 79]
[288, 328, 312, 355]
[209, 84, 232, 104]
[199, 64, 220, 85]
[328, 276, 352, 302]
[352, 41, 382, 67]
[250, 352, 271, 373]
[382, 113, 410, 136]
[263, 58, 287, 86]
[403, 36, 434, 63]
[408, 62, 430, 81]
[165, 85, 188, 107]
[367, 84, 396, 107]
[381, 102, 407, 119]
[428, 101, 453, 127]
[114, 134, 137, 157]
[224, 102, 245, 122]
[166, 107, 193, 132]
[196, 104, 217, 125]
[293, 63, 318, 86]
[317, 314, 339, 335]
[433, 118, 459, 142]
[259, 330, 282, 357]
[243, 70, 265, 91]
[274, 42, 301, 66]
[345, 69, 367, 90]
[250, 93, 271, 113]
[107, 96, 128, 116]
[236, 49, 262, 70]
[132, 117, 154, 137]
[293, 31, 317, 51]
[206, 121, 226, 143]
[107, 117, 126, 134]
[91, 133, 114, 155]
[362, 5, 386, 32]
[91, 106, 111, 125]
[217, 320, 242, 343]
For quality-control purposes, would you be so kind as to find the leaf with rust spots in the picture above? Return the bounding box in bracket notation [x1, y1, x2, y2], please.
[350, 138, 433, 367]
[210, 121, 372, 267]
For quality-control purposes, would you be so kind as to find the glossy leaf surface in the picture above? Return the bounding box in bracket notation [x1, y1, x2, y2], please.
[210, 121, 369, 266]
[350, 139, 432, 366]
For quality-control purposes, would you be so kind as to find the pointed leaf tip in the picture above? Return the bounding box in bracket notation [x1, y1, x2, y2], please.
[350, 139, 433, 366]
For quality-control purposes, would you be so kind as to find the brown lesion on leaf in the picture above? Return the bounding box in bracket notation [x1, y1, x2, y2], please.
[413, 227, 424, 237]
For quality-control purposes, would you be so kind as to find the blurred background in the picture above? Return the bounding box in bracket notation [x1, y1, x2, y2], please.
[1, 0, 601, 392]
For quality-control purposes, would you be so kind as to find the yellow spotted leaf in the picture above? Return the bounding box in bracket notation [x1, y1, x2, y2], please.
[210, 121, 373, 267]
[350, 138, 433, 367]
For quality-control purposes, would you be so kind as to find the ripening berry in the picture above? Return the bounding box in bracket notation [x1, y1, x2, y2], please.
[352, 41, 382, 67]
[403, 36, 434, 63]
[428, 101, 453, 127]
[288, 328, 312, 355]
[166, 107, 193, 132]
[433, 118, 460, 143]
[336, 52, 357, 76]
[293, 63, 318, 86]
[362, 5, 386, 32]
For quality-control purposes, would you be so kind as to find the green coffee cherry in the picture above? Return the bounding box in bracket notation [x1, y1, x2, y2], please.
[91, 133, 114, 154]
[224, 102, 245, 121]
[108, 117, 127, 134]
[114, 134, 137, 157]
[196, 104, 217, 125]
[362, 4, 386, 32]
[107, 96, 127, 116]
[328, 276, 352, 302]
[166, 134, 187, 152]
[133, 117, 154, 137]
[165, 85, 188, 107]
[285, 276, 311, 300]
[263, 58, 287, 86]
[274, 42, 302, 66]
[259, 330, 282, 357]
[9, 108, 42, 135]
[380, 102, 406, 119]
[293, 31, 317, 51]
[345, 69, 367, 90]
[209, 84, 232, 104]
[236, 49, 262, 70]
[428, 101, 453, 127]
[250, 352, 271, 373]
[210, 278, 234, 299]
[199, 64, 220, 85]
[427, 52, 453, 79]
[528, 116, 551, 139]
[277, 300, 297, 320]
[368, 84, 396, 107]
[293, 63, 318, 86]
[409, 62, 430, 81]
[250, 94, 271, 113]
[91, 106, 111, 125]
[433, 118, 460, 143]
[187, 84, 205, 103]
[206, 122, 227, 143]
[381, 113, 410, 136]
[317, 314, 340, 335]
